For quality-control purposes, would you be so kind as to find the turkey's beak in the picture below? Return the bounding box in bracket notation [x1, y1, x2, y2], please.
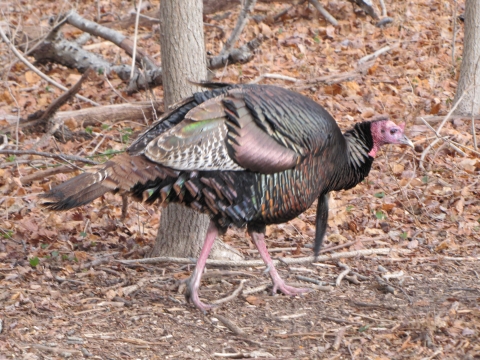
[400, 135, 414, 148]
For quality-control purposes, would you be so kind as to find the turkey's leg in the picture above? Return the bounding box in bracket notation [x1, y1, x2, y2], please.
[314, 194, 329, 256]
[248, 224, 309, 296]
[185, 221, 218, 312]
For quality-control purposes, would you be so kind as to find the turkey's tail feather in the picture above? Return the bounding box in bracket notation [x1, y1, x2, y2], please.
[39, 171, 112, 210]
[39, 154, 175, 211]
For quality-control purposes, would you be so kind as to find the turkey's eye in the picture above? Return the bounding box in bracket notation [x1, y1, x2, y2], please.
[390, 129, 398, 135]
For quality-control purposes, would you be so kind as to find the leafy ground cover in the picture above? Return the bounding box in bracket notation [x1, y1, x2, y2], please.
[0, 0, 479, 358]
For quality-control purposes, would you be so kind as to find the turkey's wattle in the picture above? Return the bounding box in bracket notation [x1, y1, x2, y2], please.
[40, 83, 413, 311]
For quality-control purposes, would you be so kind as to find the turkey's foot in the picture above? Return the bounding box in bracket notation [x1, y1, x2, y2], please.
[270, 274, 310, 296]
[183, 221, 218, 312]
[185, 277, 217, 312]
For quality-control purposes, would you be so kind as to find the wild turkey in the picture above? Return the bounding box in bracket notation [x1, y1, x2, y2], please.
[40, 83, 413, 311]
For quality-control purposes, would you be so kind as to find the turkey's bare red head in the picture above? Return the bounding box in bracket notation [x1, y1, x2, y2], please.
[368, 120, 413, 157]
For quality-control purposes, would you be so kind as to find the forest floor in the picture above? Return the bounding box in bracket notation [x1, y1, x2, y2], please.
[0, 0, 479, 359]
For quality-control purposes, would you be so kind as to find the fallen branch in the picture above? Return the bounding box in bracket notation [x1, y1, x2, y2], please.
[414, 114, 480, 125]
[117, 248, 410, 267]
[253, 0, 307, 23]
[335, 261, 351, 287]
[11, 101, 162, 131]
[333, 326, 347, 350]
[25, 344, 81, 356]
[358, 44, 396, 65]
[0, 24, 98, 106]
[212, 279, 247, 305]
[295, 275, 333, 287]
[320, 236, 385, 254]
[0, 150, 99, 165]
[288, 282, 333, 292]
[208, 35, 265, 70]
[33, 68, 93, 129]
[309, 0, 338, 26]
[65, 11, 157, 71]
[20, 165, 77, 185]
[242, 283, 269, 295]
[221, 0, 258, 55]
[347, 0, 379, 19]
[250, 73, 298, 84]
[274, 331, 335, 338]
[295, 60, 375, 89]
[213, 314, 246, 336]
[350, 300, 400, 311]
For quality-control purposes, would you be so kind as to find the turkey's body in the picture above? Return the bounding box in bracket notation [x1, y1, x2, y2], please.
[127, 85, 372, 231]
[40, 83, 412, 311]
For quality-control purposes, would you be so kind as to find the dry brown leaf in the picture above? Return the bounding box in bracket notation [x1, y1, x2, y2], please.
[25, 71, 41, 84]
[327, 233, 347, 244]
[364, 228, 384, 236]
[259, 23, 272, 37]
[455, 197, 465, 215]
[245, 295, 265, 306]
[361, 108, 375, 119]
[391, 164, 404, 175]
[382, 203, 395, 212]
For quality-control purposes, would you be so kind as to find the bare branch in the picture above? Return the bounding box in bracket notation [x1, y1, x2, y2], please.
[117, 248, 411, 267]
[0, 150, 99, 165]
[209, 35, 264, 70]
[309, 0, 338, 26]
[221, 0, 258, 55]
[212, 280, 247, 306]
[212, 314, 246, 336]
[64, 11, 157, 70]
[0, 24, 99, 106]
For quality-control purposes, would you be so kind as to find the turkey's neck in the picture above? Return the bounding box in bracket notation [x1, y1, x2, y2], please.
[333, 122, 375, 191]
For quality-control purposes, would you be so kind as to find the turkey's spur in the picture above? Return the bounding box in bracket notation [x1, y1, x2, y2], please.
[40, 83, 414, 312]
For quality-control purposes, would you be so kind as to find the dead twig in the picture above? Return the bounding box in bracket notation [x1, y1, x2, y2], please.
[336, 261, 351, 287]
[295, 275, 333, 287]
[20, 165, 77, 185]
[80, 252, 120, 269]
[221, 0, 258, 55]
[25, 343, 82, 356]
[350, 300, 400, 311]
[345, 274, 360, 284]
[295, 60, 375, 89]
[320, 236, 385, 254]
[0, 150, 99, 165]
[65, 10, 157, 70]
[250, 73, 298, 84]
[358, 44, 397, 65]
[333, 326, 347, 350]
[287, 282, 333, 292]
[321, 316, 361, 326]
[208, 35, 265, 70]
[378, 0, 388, 17]
[117, 248, 410, 266]
[213, 314, 246, 336]
[309, 0, 338, 26]
[242, 283, 269, 295]
[414, 114, 480, 125]
[34, 68, 94, 130]
[212, 279, 247, 305]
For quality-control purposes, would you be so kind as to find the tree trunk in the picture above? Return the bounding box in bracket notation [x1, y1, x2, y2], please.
[150, 0, 242, 261]
[453, 0, 480, 115]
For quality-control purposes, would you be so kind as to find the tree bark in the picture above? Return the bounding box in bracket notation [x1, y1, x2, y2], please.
[150, 0, 242, 261]
[453, 0, 480, 115]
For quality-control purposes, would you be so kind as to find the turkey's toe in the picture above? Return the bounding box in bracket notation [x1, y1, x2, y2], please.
[272, 281, 310, 296]
[186, 291, 216, 312]
[185, 280, 216, 312]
